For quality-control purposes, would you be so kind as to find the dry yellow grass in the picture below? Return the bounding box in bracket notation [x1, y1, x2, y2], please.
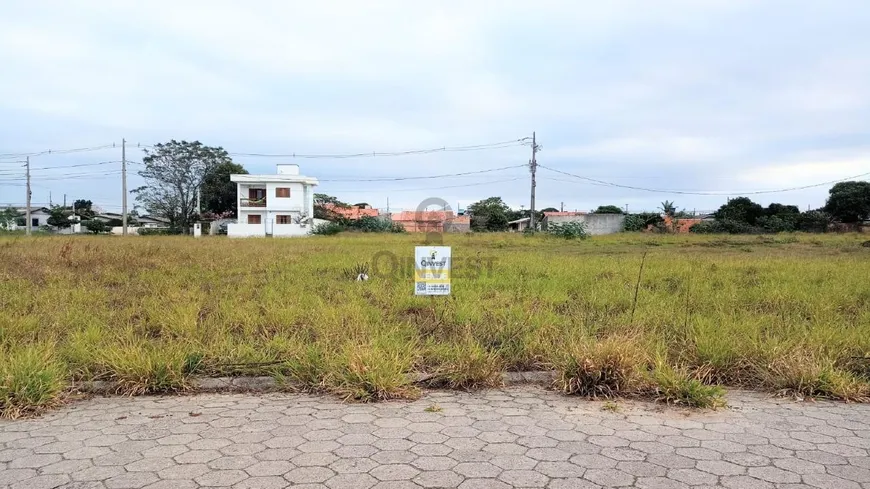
[1, 232, 869, 416]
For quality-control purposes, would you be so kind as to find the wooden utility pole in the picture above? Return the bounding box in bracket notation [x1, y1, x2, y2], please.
[529, 132, 538, 231]
[25, 157, 31, 236]
[122, 138, 128, 235]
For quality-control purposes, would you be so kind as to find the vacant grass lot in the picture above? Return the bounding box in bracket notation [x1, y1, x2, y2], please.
[2, 232, 869, 416]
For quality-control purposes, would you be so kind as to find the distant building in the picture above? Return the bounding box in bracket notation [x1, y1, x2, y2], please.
[324, 203, 380, 220]
[542, 211, 625, 235]
[391, 211, 470, 233]
[228, 164, 319, 238]
[507, 217, 531, 232]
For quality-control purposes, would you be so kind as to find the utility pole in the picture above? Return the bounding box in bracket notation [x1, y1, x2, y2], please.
[197, 187, 202, 216]
[122, 138, 128, 235]
[560, 201, 564, 212]
[529, 132, 538, 231]
[25, 157, 31, 236]
[63, 194, 66, 208]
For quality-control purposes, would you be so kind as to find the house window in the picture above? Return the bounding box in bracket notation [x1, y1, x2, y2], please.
[276, 187, 291, 198]
[247, 215, 262, 224]
[32, 218, 39, 227]
[276, 215, 291, 224]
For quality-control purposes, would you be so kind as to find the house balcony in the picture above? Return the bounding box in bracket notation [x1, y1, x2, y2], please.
[240, 198, 267, 208]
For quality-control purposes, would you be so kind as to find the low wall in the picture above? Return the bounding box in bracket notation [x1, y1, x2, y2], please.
[228, 223, 266, 238]
[545, 214, 625, 235]
[272, 223, 311, 237]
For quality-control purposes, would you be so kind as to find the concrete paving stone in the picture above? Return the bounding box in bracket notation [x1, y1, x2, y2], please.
[370, 450, 418, 464]
[71, 465, 126, 482]
[373, 438, 415, 451]
[104, 471, 160, 489]
[635, 476, 691, 488]
[232, 476, 288, 489]
[325, 472, 378, 489]
[194, 469, 250, 487]
[412, 455, 458, 471]
[0, 468, 37, 486]
[453, 461, 502, 478]
[334, 444, 379, 458]
[488, 454, 537, 470]
[457, 479, 512, 489]
[569, 453, 618, 469]
[37, 457, 92, 474]
[747, 465, 802, 483]
[158, 462, 212, 479]
[548, 478, 602, 489]
[667, 468, 719, 485]
[536, 460, 587, 478]
[244, 460, 295, 476]
[616, 461, 668, 477]
[9, 453, 62, 468]
[719, 475, 774, 489]
[583, 468, 635, 486]
[369, 464, 421, 481]
[208, 455, 259, 471]
[646, 454, 697, 469]
[600, 447, 647, 461]
[413, 469, 464, 488]
[800, 473, 863, 489]
[330, 456, 379, 474]
[9, 474, 70, 489]
[292, 451, 339, 467]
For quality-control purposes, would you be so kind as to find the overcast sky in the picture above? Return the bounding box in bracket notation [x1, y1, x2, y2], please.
[1, 1, 868, 214]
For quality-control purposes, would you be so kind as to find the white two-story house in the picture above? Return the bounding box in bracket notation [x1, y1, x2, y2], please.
[228, 164, 319, 237]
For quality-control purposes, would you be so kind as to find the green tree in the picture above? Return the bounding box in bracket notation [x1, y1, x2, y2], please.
[73, 199, 95, 219]
[825, 181, 870, 223]
[0, 206, 18, 230]
[468, 197, 510, 231]
[47, 205, 73, 228]
[133, 140, 232, 234]
[714, 197, 764, 225]
[201, 161, 247, 217]
[595, 205, 624, 214]
[84, 219, 108, 234]
[314, 193, 349, 220]
[659, 200, 677, 217]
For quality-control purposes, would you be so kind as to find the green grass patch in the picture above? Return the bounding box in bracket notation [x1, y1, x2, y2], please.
[1, 232, 869, 410]
[1, 345, 66, 418]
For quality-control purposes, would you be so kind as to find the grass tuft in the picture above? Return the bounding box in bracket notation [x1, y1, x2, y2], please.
[333, 339, 419, 402]
[553, 337, 648, 398]
[651, 361, 726, 408]
[759, 352, 870, 401]
[424, 340, 505, 390]
[1, 345, 66, 419]
[96, 341, 190, 395]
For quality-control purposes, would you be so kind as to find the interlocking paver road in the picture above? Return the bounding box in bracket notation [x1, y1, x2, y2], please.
[2, 386, 870, 488]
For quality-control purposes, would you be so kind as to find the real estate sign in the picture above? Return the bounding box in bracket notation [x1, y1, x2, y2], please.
[415, 246, 451, 296]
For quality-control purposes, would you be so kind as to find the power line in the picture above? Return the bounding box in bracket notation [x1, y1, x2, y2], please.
[538, 165, 870, 196]
[326, 177, 524, 193]
[0, 144, 117, 160]
[228, 138, 527, 159]
[0, 160, 122, 175]
[318, 164, 527, 182]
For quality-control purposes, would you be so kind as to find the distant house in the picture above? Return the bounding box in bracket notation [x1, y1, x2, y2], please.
[324, 203, 380, 220]
[4, 207, 52, 230]
[507, 217, 531, 232]
[391, 211, 470, 233]
[228, 164, 319, 237]
[542, 211, 625, 235]
[137, 215, 170, 228]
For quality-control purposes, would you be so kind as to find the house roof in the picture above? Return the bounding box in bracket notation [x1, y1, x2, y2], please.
[391, 211, 468, 223]
[508, 217, 531, 224]
[231, 174, 319, 185]
[543, 211, 587, 217]
[139, 215, 170, 223]
[11, 207, 51, 215]
[323, 203, 379, 219]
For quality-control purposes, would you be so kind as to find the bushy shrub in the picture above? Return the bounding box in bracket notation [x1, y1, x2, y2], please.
[548, 221, 588, 239]
[690, 219, 760, 234]
[623, 213, 663, 232]
[797, 210, 832, 233]
[349, 216, 405, 233]
[83, 219, 108, 234]
[312, 222, 344, 235]
[138, 227, 176, 236]
[756, 215, 796, 233]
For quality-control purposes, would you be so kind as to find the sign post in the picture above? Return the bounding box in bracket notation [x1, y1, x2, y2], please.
[415, 246, 451, 296]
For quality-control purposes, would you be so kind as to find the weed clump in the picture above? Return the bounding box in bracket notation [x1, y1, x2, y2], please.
[1, 345, 66, 418]
[553, 337, 647, 398]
